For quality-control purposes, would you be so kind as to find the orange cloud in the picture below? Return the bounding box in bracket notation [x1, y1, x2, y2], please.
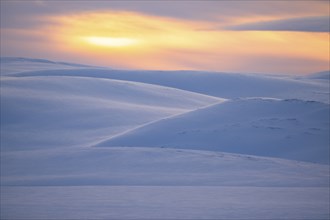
[2, 10, 329, 74]
[47, 11, 212, 52]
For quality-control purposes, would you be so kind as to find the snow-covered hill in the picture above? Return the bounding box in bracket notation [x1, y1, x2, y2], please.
[305, 70, 330, 80]
[98, 98, 330, 164]
[1, 58, 329, 219]
[8, 67, 330, 103]
[1, 76, 220, 151]
[0, 57, 97, 75]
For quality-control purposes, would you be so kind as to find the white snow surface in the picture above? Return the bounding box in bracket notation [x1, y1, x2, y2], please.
[2, 147, 328, 187]
[6, 63, 329, 103]
[0, 57, 96, 75]
[98, 98, 330, 164]
[1, 58, 329, 219]
[1, 75, 220, 151]
[1, 186, 329, 220]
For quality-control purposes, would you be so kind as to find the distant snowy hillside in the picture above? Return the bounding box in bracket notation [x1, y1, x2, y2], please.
[9, 68, 330, 103]
[98, 98, 330, 164]
[1, 76, 220, 151]
[1, 57, 329, 220]
[0, 57, 96, 75]
[306, 71, 330, 80]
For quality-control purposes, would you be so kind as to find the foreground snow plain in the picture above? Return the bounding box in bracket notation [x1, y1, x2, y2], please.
[2, 186, 329, 220]
[1, 58, 329, 219]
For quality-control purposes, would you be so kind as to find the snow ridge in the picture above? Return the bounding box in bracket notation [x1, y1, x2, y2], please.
[1, 57, 329, 219]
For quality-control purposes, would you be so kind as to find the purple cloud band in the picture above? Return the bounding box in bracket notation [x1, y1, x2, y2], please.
[227, 16, 329, 32]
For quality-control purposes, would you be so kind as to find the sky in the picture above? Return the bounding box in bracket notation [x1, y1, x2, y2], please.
[0, 0, 329, 75]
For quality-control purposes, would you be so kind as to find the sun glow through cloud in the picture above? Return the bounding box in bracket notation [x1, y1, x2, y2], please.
[1, 5, 329, 74]
[83, 36, 140, 47]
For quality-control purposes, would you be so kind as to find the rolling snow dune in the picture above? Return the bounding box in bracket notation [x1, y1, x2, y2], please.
[304, 70, 330, 80]
[9, 68, 330, 103]
[1, 58, 329, 220]
[0, 57, 97, 75]
[1, 76, 220, 151]
[2, 147, 328, 187]
[98, 98, 330, 164]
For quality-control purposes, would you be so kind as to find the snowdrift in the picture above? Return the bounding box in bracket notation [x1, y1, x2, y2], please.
[1, 57, 329, 219]
[1, 76, 220, 151]
[97, 98, 330, 164]
[0, 57, 95, 75]
[2, 147, 328, 187]
[8, 67, 330, 103]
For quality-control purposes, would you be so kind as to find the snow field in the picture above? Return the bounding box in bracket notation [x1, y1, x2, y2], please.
[1, 186, 329, 220]
[1, 58, 329, 219]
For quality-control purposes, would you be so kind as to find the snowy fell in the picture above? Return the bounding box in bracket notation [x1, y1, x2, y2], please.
[1, 57, 329, 219]
[1, 75, 220, 151]
[98, 98, 330, 164]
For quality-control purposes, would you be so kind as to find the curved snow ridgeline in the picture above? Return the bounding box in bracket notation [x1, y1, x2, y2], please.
[1, 57, 329, 220]
[1, 75, 221, 151]
[97, 98, 329, 164]
[7, 67, 330, 103]
[1, 58, 329, 160]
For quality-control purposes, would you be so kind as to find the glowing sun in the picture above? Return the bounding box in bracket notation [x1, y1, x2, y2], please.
[83, 36, 139, 47]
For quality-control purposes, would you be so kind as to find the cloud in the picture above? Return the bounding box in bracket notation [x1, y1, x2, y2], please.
[0, 1, 328, 29]
[1, 3, 329, 75]
[226, 16, 330, 32]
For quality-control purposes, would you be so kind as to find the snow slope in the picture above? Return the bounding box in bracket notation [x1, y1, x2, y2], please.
[2, 186, 329, 220]
[1, 146, 329, 219]
[10, 68, 330, 103]
[0, 57, 97, 75]
[2, 146, 329, 218]
[1, 58, 329, 219]
[97, 98, 330, 164]
[304, 70, 330, 80]
[2, 147, 328, 187]
[1, 76, 220, 151]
